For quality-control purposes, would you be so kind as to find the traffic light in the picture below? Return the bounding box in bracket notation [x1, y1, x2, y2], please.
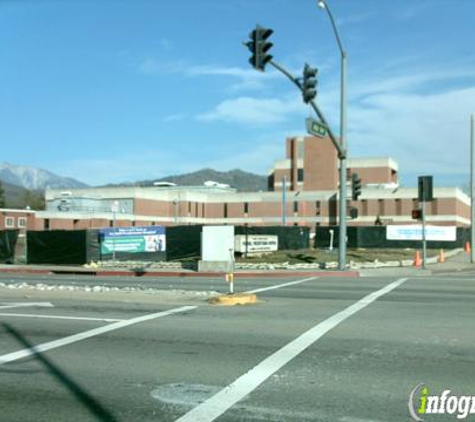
[302, 63, 318, 104]
[246, 25, 273, 72]
[418, 175, 433, 202]
[412, 209, 423, 220]
[351, 173, 362, 200]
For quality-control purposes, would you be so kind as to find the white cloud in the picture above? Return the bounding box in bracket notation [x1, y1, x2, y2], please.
[162, 113, 187, 122]
[187, 64, 287, 92]
[136, 58, 287, 92]
[138, 58, 184, 75]
[203, 128, 308, 175]
[196, 96, 307, 125]
[348, 85, 475, 179]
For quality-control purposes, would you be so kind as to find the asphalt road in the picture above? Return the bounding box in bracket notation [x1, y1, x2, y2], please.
[0, 272, 474, 422]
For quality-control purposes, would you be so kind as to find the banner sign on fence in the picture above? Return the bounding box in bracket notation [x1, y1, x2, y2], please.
[234, 235, 278, 253]
[100, 226, 166, 254]
[386, 225, 456, 242]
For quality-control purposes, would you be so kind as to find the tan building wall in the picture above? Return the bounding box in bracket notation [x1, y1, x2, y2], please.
[350, 167, 397, 185]
[0, 209, 36, 232]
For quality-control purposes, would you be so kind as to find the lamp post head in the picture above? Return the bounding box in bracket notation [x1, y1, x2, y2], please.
[317, 0, 326, 9]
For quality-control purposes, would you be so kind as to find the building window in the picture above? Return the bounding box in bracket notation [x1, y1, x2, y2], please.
[224, 203, 228, 218]
[293, 202, 299, 213]
[18, 217, 27, 228]
[244, 202, 249, 214]
[362, 200, 368, 216]
[378, 199, 385, 215]
[44, 219, 50, 230]
[395, 199, 402, 216]
[5, 217, 14, 228]
[109, 220, 113, 227]
[202, 203, 205, 217]
[297, 168, 304, 182]
[297, 141, 304, 159]
[315, 201, 321, 216]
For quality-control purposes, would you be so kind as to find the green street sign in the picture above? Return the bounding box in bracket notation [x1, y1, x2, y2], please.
[306, 117, 327, 138]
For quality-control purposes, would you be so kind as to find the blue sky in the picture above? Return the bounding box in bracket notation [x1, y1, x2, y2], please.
[0, 0, 474, 188]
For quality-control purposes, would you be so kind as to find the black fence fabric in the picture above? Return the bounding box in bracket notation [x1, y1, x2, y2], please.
[166, 225, 203, 260]
[86, 229, 101, 263]
[25, 225, 312, 265]
[27, 230, 87, 265]
[0, 230, 19, 264]
[314, 226, 470, 249]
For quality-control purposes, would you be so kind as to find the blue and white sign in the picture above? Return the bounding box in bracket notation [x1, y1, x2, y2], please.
[100, 226, 166, 254]
[386, 225, 456, 242]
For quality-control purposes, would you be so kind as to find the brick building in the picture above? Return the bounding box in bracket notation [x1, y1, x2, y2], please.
[4, 135, 469, 233]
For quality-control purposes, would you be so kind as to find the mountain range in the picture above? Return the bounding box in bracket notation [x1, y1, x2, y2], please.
[0, 163, 268, 209]
[0, 162, 88, 191]
[106, 168, 268, 192]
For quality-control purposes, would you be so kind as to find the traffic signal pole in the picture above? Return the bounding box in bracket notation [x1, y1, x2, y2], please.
[245, 23, 348, 270]
[268, 60, 344, 158]
[471, 114, 474, 263]
[269, 58, 347, 269]
[422, 199, 427, 269]
[338, 51, 348, 270]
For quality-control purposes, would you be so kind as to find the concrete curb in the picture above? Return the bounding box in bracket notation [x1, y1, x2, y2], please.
[208, 293, 258, 306]
[0, 266, 360, 278]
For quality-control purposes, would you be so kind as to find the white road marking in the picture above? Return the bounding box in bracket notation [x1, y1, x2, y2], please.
[175, 278, 409, 422]
[0, 302, 54, 310]
[0, 305, 197, 366]
[0, 312, 124, 322]
[245, 277, 317, 294]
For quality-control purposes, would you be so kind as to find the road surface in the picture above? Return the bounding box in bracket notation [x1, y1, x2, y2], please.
[0, 272, 474, 421]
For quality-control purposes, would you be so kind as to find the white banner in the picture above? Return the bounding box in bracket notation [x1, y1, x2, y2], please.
[386, 225, 456, 241]
[234, 235, 278, 253]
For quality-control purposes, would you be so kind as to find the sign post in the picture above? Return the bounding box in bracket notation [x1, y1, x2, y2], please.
[418, 176, 433, 269]
[110, 200, 119, 261]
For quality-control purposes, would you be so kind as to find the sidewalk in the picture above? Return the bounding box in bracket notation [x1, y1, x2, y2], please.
[0, 251, 473, 279]
[360, 251, 475, 277]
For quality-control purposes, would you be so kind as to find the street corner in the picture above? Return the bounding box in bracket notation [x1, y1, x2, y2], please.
[207, 292, 260, 306]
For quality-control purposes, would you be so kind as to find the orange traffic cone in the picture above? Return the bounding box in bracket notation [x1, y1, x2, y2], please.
[413, 251, 422, 267]
[465, 242, 471, 254]
[438, 249, 445, 263]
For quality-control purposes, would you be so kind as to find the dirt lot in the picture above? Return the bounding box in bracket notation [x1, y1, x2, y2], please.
[236, 248, 441, 264]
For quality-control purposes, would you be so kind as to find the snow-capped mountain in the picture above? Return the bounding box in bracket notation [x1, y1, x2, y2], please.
[0, 162, 88, 190]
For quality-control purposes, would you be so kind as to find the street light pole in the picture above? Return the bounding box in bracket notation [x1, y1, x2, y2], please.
[471, 114, 474, 263]
[318, 0, 348, 270]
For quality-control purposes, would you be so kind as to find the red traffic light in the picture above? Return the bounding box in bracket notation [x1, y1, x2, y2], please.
[411, 209, 422, 220]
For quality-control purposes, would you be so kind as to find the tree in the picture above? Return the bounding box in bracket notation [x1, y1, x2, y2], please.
[22, 189, 45, 210]
[0, 181, 5, 208]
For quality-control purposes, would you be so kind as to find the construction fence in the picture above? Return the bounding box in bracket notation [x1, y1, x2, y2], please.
[25, 225, 310, 265]
[0, 230, 19, 264]
[314, 226, 470, 249]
